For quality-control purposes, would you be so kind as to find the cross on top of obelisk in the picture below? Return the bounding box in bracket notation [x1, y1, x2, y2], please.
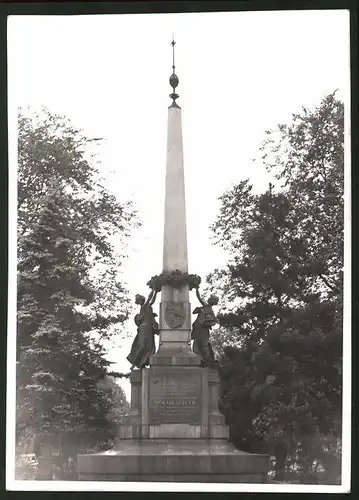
[169, 34, 179, 107]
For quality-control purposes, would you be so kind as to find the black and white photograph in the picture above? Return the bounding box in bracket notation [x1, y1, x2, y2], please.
[6, 6, 351, 493]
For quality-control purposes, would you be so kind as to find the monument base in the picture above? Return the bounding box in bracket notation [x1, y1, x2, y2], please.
[77, 366, 269, 483]
[77, 439, 269, 483]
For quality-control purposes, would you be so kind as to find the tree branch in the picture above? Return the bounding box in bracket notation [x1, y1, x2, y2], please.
[107, 371, 131, 379]
[319, 274, 340, 293]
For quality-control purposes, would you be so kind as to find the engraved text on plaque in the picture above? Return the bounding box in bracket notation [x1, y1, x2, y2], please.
[149, 368, 201, 424]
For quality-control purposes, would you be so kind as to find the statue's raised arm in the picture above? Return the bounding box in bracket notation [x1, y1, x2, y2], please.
[144, 290, 154, 307]
[195, 287, 206, 306]
[149, 289, 158, 306]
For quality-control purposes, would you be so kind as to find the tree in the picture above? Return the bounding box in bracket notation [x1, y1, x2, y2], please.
[98, 376, 130, 432]
[208, 93, 343, 483]
[16, 109, 136, 477]
[259, 92, 343, 297]
[18, 108, 139, 338]
[17, 191, 107, 471]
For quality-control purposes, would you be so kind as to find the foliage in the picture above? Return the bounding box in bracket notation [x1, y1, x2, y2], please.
[15, 454, 38, 480]
[259, 92, 343, 296]
[16, 109, 134, 477]
[147, 269, 201, 292]
[98, 376, 130, 430]
[17, 190, 111, 457]
[18, 108, 139, 337]
[209, 92, 343, 483]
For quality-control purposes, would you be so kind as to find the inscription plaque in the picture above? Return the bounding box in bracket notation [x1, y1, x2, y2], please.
[149, 368, 201, 424]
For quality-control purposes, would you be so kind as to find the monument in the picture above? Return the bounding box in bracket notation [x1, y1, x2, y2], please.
[77, 39, 269, 483]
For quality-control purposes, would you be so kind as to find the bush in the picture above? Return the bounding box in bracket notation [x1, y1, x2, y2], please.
[15, 454, 38, 480]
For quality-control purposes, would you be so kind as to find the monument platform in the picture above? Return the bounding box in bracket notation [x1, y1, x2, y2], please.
[77, 439, 268, 482]
[77, 366, 269, 482]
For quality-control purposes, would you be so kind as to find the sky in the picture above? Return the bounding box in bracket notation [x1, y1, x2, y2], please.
[7, 10, 350, 401]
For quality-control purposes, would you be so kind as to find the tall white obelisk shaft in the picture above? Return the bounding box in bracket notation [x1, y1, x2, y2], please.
[151, 39, 199, 365]
[163, 104, 188, 274]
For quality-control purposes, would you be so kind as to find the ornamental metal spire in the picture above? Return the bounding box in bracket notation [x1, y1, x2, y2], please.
[171, 33, 176, 71]
[169, 34, 179, 107]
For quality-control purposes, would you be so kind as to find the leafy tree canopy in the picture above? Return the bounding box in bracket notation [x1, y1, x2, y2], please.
[16, 109, 136, 477]
[18, 108, 140, 337]
[208, 92, 343, 483]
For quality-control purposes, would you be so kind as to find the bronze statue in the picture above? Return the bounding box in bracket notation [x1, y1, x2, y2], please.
[191, 289, 219, 368]
[127, 290, 159, 370]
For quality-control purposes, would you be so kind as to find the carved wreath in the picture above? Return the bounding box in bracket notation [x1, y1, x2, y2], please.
[147, 270, 201, 293]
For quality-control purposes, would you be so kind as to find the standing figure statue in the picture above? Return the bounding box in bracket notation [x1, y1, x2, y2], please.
[191, 289, 219, 368]
[127, 290, 159, 370]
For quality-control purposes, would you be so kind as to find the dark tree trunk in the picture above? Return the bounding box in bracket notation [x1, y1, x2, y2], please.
[274, 448, 287, 481]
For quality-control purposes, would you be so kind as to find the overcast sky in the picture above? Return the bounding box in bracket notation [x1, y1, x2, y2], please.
[8, 10, 350, 399]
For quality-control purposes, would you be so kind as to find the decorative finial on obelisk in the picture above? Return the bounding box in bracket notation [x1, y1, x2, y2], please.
[169, 34, 179, 107]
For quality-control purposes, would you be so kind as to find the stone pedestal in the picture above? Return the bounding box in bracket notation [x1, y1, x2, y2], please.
[77, 441, 269, 483]
[151, 284, 200, 366]
[77, 365, 269, 482]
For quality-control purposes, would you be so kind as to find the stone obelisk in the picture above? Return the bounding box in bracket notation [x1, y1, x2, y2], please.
[152, 39, 199, 365]
[77, 40, 269, 483]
